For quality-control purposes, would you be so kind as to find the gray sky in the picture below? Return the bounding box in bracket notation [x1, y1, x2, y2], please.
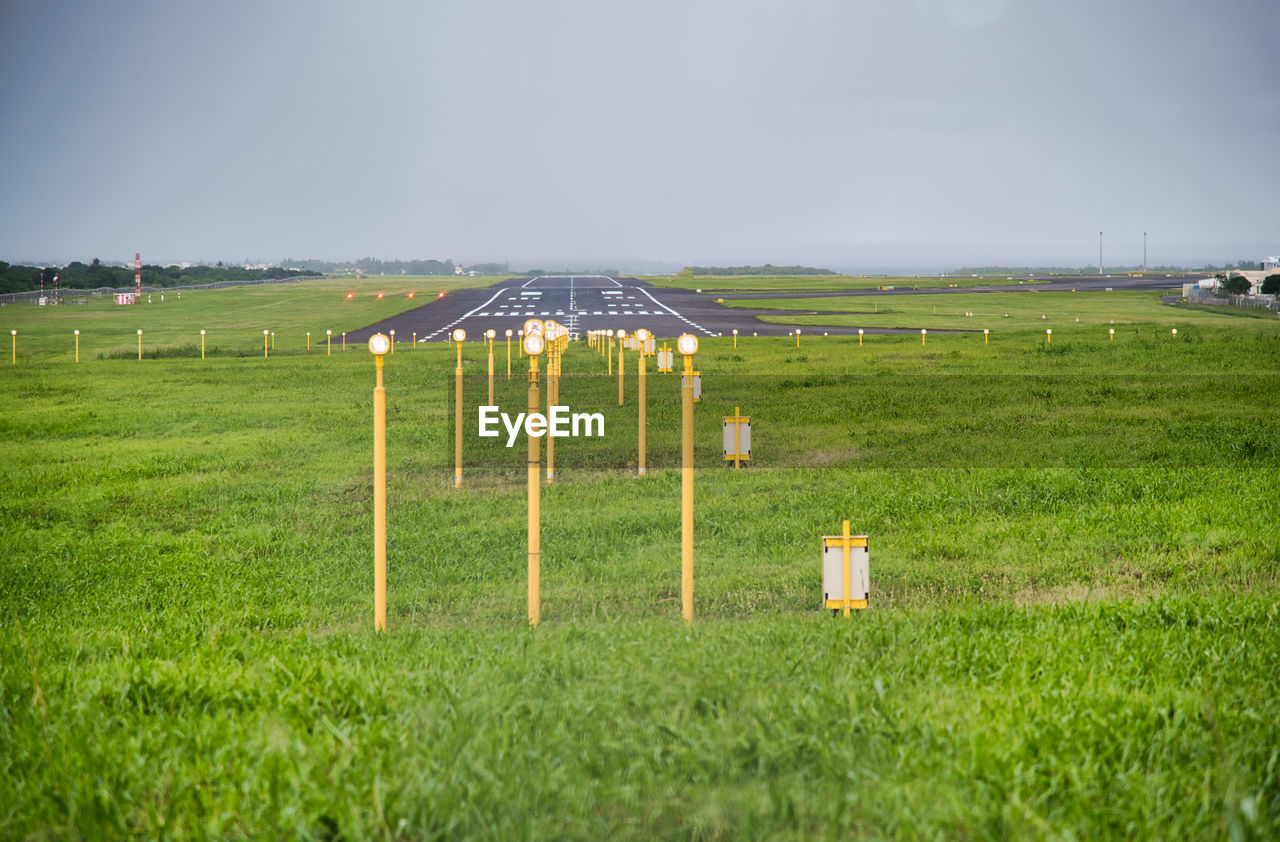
[2, 0, 1277, 271]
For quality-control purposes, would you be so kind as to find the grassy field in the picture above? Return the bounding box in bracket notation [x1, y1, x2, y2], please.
[0, 275, 501, 359]
[723, 288, 1280, 333]
[2, 283, 1278, 839]
[641, 274, 1040, 293]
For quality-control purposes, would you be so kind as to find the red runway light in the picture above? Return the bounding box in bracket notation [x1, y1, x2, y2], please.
[437, 291, 445, 299]
[345, 292, 354, 300]
[376, 292, 385, 300]
[407, 292, 415, 299]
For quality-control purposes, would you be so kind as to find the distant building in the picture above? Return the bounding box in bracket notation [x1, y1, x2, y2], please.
[1263, 256, 1280, 271]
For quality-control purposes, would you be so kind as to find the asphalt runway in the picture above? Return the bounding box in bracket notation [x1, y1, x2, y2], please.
[348, 273, 1207, 343]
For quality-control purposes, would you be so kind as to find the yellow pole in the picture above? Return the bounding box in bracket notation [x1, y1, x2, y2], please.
[682, 353, 694, 624]
[264, 330, 269, 358]
[921, 329, 926, 346]
[984, 329, 989, 345]
[374, 354, 386, 631]
[1047, 329, 1052, 345]
[546, 343, 556, 484]
[412, 332, 416, 347]
[608, 335, 613, 375]
[859, 330, 863, 347]
[272, 332, 275, 350]
[307, 332, 311, 351]
[75, 330, 80, 363]
[506, 334, 511, 379]
[733, 331, 737, 349]
[137, 330, 142, 360]
[10, 330, 14, 365]
[201, 330, 205, 359]
[528, 352, 541, 626]
[618, 341, 624, 406]
[795, 330, 800, 348]
[327, 330, 332, 356]
[488, 338, 495, 406]
[455, 340, 464, 489]
[389, 331, 395, 354]
[842, 519, 851, 618]
[638, 349, 647, 475]
[342, 332, 346, 351]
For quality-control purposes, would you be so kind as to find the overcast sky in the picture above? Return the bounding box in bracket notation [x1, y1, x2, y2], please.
[1, 0, 1276, 271]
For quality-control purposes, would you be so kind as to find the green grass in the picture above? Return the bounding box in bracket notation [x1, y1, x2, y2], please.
[2, 285, 1278, 839]
[642, 274, 1040, 292]
[0, 275, 502, 359]
[723, 289, 1280, 333]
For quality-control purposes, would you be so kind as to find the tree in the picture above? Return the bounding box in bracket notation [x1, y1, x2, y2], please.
[1261, 274, 1280, 296]
[1222, 275, 1251, 295]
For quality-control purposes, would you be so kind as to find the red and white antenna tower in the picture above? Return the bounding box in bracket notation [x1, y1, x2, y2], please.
[134, 252, 142, 301]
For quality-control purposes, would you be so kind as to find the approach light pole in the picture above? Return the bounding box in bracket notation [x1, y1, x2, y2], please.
[486, 328, 496, 406]
[636, 328, 650, 475]
[524, 319, 546, 627]
[369, 332, 391, 631]
[678, 333, 698, 624]
[453, 329, 466, 488]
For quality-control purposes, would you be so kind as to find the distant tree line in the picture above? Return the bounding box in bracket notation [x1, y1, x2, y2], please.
[0, 259, 312, 295]
[686, 264, 836, 276]
[283, 257, 459, 275]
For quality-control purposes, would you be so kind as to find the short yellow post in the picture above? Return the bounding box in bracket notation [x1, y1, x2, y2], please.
[327, 329, 332, 356]
[271, 332, 275, 351]
[264, 329, 269, 358]
[200, 330, 206, 359]
[412, 332, 416, 347]
[137, 329, 143, 360]
[984, 329, 989, 345]
[732, 329, 738, 349]
[389, 330, 395, 354]
[858, 329, 864, 346]
[10, 330, 14, 365]
[74, 330, 80, 362]
[678, 334, 698, 623]
[1046, 329, 1052, 345]
[795, 329, 801, 348]
[453, 329, 465, 489]
[524, 328, 545, 627]
[921, 328, 927, 346]
[342, 332, 346, 351]
[307, 332, 311, 351]
[607, 331, 613, 376]
[369, 333, 391, 631]
[505, 329, 512, 379]
[1109, 328, 1115, 341]
[486, 329, 496, 406]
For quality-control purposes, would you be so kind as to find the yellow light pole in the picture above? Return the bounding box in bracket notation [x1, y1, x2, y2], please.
[412, 332, 417, 346]
[10, 330, 15, 365]
[544, 321, 561, 484]
[74, 330, 80, 363]
[271, 332, 275, 351]
[264, 329, 270, 358]
[137, 329, 143, 360]
[858, 328, 864, 347]
[732, 328, 738, 349]
[453, 328, 466, 489]
[389, 330, 395, 354]
[636, 328, 650, 475]
[518, 330, 524, 359]
[1109, 328, 1114, 341]
[607, 330, 613, 375]
[617, 329, 626, 406]
[327, 329, 332, 356]
[342, 332, 347, 351]
[795, 328, 801, 348]
[678, 333, 698, 623]
[486, 329, 496, 405]
[505, 329, 513, 379]
[307, 332, 311, 351]
[524, 320, 546, 627]
[921, 328, 927, 346]
[369, 332, 391, 631]
[983, 329, 989, 345]
[1046, 329, 1052, 345]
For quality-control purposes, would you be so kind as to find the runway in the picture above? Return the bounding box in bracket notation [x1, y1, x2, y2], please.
[346, 273, 1206, 343]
